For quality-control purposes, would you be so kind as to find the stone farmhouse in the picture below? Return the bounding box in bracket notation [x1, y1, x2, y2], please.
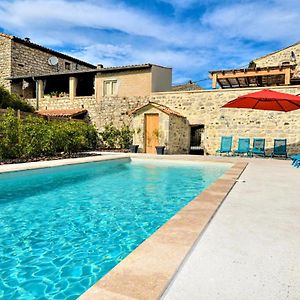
[0, 32, 299, 155]
[0, 33, 96, 96]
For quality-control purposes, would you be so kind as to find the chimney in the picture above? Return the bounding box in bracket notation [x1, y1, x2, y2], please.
[97, 64, 104, 69]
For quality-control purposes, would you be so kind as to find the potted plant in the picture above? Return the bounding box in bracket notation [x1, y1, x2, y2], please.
[153, 129, 166, 155]
[129, 144, 139, 153]
[129, 127, 141, 153]
[155, 145, 165, 155]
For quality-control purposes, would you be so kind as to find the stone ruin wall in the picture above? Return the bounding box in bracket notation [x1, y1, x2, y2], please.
[28, 85, 300, 155]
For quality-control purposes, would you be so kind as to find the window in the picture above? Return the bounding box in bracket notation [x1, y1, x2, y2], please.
[65, 62, 71, 70]
[103, 80, 118, 96]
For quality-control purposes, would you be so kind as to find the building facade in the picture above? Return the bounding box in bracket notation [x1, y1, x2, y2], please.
[0, 33, 96, 96]
[23, 41, 300, 155]
[1, 33, 299, 155]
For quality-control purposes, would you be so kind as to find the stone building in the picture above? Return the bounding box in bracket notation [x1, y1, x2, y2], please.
[209, 42, 300, 89]
[1, 33, 299, 155]
[130, 102, 190, 154]
[0, 32, 96, 96]
[11, 63, 172, 110]
[253, 42, 300, 68]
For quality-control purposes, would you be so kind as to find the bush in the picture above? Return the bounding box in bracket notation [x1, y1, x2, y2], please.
[119, 125, 133, 149]
[0, 109, 20, 159]
[18, 116, 54, 158]
[0, 85, 35, 112]
[99, 123, 133, 149]
[0, 108, 98, 160]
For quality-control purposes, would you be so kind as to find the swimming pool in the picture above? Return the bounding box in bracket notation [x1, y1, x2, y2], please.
[0, 158, 230, 299]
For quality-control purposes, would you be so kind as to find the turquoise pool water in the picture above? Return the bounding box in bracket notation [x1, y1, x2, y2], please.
[0, 159, 230, 299]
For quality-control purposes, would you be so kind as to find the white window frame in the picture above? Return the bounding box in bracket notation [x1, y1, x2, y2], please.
[103, 79, 118, 96]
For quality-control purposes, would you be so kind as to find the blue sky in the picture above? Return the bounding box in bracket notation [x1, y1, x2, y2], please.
[0, 0, 299, 88]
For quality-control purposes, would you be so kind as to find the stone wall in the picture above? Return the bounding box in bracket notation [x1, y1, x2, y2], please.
[30, 95, 149, 130]
[254, 43, 300, 67]
[10, 40, 92, 78]
[168, 114, 190, 154]
[0, 36, 11, 90]
[151, 86, 300, 155]
[27, 85, 300, 155]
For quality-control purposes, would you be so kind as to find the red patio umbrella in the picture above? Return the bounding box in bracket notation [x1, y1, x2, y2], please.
[222, 89, 300, 112]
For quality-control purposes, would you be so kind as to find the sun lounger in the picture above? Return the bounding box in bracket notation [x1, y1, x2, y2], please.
[233, 138, 250, 156]
[290, 155, 300, 168]
[271, 139, 288, 158]
[250, 138, 266, 157]
[216, 136, 232, 156]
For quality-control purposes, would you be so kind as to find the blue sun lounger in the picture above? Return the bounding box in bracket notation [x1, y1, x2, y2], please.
[250, 138, 266, 157]
[233, 138, 250, 156]
[290, 155, 300, 168]
[216, 136, 232, 156]
[271, 139, 288, 158]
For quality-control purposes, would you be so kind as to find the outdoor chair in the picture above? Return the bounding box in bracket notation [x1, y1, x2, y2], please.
[290, 155, 300, 168]
[233, 138, 250, 156]
[216, 136, 233, 156]
[271, 139, 288, 158]
[250, 138, 266, 157]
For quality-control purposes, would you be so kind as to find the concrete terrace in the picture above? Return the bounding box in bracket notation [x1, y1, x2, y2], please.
[163, 157, 300, 300]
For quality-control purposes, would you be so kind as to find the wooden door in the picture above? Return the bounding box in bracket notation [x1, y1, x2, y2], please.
[145, 114, 159, 153]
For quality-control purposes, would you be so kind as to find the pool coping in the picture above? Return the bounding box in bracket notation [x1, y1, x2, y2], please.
[78, 157, 248, 300]
[0, 154, 130, 174]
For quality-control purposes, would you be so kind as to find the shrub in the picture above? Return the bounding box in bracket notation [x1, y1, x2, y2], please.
[99, 123, 133, 149]
[54, 121, 98, 154]
[0, 109, 98, 160]
[0, 85, 35, 112]
[99, 123, 120, 148]
[18, 116, 54, 158]
[119, 125, 133, 149]
[0, 109, 20, 159]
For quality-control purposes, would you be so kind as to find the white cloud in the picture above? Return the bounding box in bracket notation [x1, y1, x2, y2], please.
[70, 42, 209, 70]
[202, 1, 300, 44]
[0, 0, 211, 48]
[0, 0, 298, 87]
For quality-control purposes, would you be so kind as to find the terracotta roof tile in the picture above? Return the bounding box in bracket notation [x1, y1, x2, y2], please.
[38, 109, 87, 118]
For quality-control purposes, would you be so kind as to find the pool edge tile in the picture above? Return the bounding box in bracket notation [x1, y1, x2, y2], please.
[0, 155, 130, 174]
